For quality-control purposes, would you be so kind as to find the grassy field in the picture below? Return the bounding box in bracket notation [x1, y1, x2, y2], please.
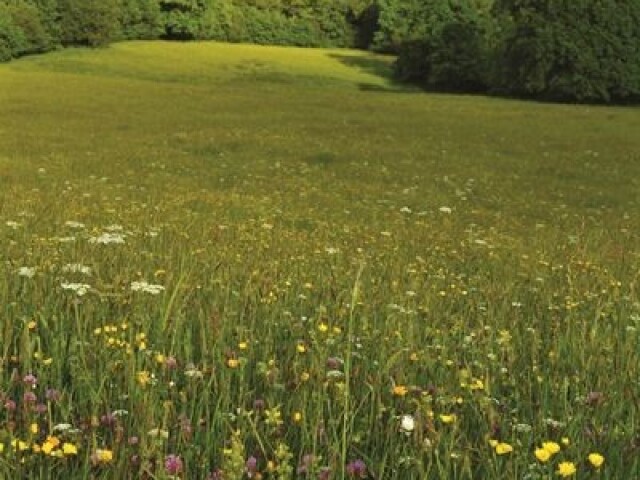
[1, 41, 639, 479]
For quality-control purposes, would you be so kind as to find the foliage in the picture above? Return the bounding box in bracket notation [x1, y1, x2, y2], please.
[0, 0, 52, 60]
[57, 0, 122, 46]
[394, 0, 492, 92]
[118, 0, 164, 40]
[492, 0, 640, 102]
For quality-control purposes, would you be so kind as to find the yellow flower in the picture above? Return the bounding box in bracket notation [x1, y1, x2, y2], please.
[495, 442, 513, 455]
[296, 343, 307, 354]
[542, 441, 561, 455]
[300, 371, 310, 382]
[561, 437, 570, 446]
[30, 423, 39, 435]
[238, 341, 248, 350]
[588, 453, 604, 469]
[155, 353, 166, 364]
[469, 378, 484, 390]
[292, 411, 303, 423]
[227, 358, 239, 368]
[137, 370, 151, 386]
[62, 443, 78, 456]
[95, 449, 114, 463]
[439, 414, 456, 424]
[489, 439, 499, 448]
[393, 385, 408, 396]
[535, 447, 552, 463]
[11, 439, 30, 451]
[409, 352, 419, 362]
[556, 461, 576, 477]
[317, 323, 329, 333]
[0, 443, 4, 453]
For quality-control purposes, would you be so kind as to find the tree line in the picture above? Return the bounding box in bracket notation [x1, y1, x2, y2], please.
[2, 0, 639, 103]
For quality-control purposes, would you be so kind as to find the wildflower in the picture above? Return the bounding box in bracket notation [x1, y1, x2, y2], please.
[30, 423, 38, 435]
[11, 439, 30, 451]
[148, 428, 169, 439]
[23, 373, 38, 387]
[495, 442, 513, 455]
[556, 461, 576, 477]
[542, 441, 561, 455]
[23, 391, 37, 403]
[62, 263, 92, 275]
[18, 267, 36, 278]
[136, 371, 152, 387]
[318, 322, 329, 333]
[400, 414, 415, 435]
[64, 221, 85, 229]
[60, 282, 91, 296]
[227, 358, 239, 368]
[393, 385, 408, 397]
[439, 414, 456, 424]
[89, 233, 126, 245]
[439, 206, 452, 214]
[165, 454, 184, 475]
[130, 281, 165, 295]
[93, 449, 114, 464]
[292, 411, 303, 423]
[296, 343, 307, 353]
[238, 341, 248, 350]
[588, 453, 604, 468]
[561, 437, 570, 446]
[535, 448, 552, 463]
[40, 439, 56, 455]
[346, 459, 367, 478]
[62, 443, 78, 456]
[245, 455, 258, 477]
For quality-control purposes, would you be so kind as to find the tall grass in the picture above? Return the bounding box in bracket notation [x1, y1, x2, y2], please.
[0, 41, 639, 479]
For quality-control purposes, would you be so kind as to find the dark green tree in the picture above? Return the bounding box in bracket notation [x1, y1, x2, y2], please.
[58, 0, 121, 46]
[492, 0, 640, 102]
[119, 0, 164, 40]
[394, 0, 493, 92]
[0, 0, 53, 60]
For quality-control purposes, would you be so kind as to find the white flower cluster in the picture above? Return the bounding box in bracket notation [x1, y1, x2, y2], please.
[89, 233, 126, 245]
[61, 282, 92, 296]
[62, 263, 92, 275]
[130, 281, 165, 295]
[64, 221, 85, 229]
[17, 267, 36, 278]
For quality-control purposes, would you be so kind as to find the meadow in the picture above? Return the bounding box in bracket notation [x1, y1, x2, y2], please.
[0, 41, 639, 479]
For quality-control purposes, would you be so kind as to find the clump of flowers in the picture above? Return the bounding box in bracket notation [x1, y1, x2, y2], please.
[130, 280, 165, 295]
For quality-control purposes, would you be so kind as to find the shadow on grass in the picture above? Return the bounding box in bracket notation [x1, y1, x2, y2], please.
[328, 53, 418, 93]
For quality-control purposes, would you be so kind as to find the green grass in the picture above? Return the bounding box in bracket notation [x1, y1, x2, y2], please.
[0, 40, 639, 479]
